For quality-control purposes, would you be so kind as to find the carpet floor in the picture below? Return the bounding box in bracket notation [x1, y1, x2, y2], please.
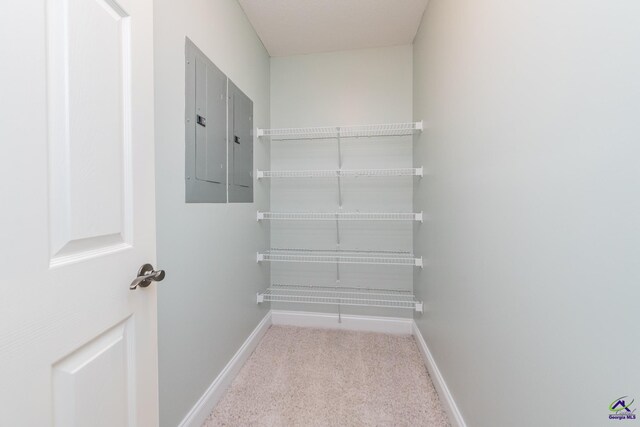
[203, 325, 450, 427]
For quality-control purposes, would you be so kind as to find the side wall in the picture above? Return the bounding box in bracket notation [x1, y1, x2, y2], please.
[270, 46, 415, 318]
[413, 1, 640, 426]
[153, 1, 270, 425]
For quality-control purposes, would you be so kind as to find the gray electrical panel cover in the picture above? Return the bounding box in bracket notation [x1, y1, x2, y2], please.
[228, 80, 254, 203]
[185, 39, 227, 203]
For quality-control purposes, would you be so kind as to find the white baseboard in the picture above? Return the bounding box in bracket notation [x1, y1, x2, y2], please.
[178, 311, 272, 427]
[412, 322, 466, 427]
[271, 310, 413, 335]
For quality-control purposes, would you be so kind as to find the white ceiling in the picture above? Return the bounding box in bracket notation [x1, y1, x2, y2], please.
[238, 0, 429, 57]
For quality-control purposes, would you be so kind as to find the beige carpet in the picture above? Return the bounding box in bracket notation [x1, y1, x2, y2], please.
[203, 325, 450, 427]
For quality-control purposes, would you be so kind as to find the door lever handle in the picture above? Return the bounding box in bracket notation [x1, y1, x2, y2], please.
[130, 263, 165, 290]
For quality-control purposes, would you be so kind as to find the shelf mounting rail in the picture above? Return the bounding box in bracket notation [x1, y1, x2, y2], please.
[257, 121, 423, 140]
[257, 284, 424, 313]
[256, 167, 424, 179]
[257, 249, 423, 268]
[257, 212, 423, 222]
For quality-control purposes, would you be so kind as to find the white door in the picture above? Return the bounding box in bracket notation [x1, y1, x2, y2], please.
[0, 0, 158, 425]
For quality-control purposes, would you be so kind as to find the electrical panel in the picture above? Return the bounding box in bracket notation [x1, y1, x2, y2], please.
[185, 38, 253, 203]
[228, 81, 254, 203]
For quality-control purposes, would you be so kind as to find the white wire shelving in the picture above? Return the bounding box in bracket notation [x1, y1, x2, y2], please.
[256, 119, 425, 315]
[257, 211, 423, 222]
[257, 249, 423, 268]
[257, 121, 423, 140]
[257, 284, 423, 313]
[256, 167, 423, 179]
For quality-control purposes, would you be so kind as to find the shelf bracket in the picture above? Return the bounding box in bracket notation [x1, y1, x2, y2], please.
[256, 252, 264, 263]
[415, 257, 424, 268]
[256, 170, 264, 179]
[416, 212, 424, 223]
[417, 167, 424, 178]
[256, 211, 264, 221]
[256, 292, 264, 304]
[256, 128, 264, 137]
[415, 301, 424, 313]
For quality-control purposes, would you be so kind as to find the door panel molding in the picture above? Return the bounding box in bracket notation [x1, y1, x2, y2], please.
[52, 316, 136, 427]
[47, 0, 133, 267]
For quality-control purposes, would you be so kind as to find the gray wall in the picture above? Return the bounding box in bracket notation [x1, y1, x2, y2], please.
[153, 1, 270, 425]
[270, 47, 415, 318]
[413, 0, 640, 425]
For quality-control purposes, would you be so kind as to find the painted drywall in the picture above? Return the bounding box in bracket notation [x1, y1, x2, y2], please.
[270, 46, 415, 318]
[238, 0, 429, 56]
[153, 1, 270, 425]
[413, 1, 640, 425]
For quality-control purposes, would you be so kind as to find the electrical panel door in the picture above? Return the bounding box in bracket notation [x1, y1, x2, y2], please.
[185, 39, 227, 203]
[195, 57, 226, 185]
[228, 81, 254, 203]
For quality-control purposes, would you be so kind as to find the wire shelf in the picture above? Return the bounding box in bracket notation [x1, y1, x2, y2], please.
[257, 284, 423, 312]
[257, 121, 423, 140]
[257, 249, 423, 267]
[257, 211, 423, 222]
[256, 167, 423, 179]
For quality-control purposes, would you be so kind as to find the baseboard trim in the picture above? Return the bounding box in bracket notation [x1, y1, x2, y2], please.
[412, 321, 466, 427]
[178, 311, 272, 427]
[271, 310, 413, 335]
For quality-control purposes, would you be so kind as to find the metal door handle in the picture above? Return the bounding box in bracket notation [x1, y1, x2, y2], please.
[130, 263, 165, 290]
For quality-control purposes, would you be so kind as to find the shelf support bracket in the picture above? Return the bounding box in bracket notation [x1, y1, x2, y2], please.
[336, 127, 342, 285]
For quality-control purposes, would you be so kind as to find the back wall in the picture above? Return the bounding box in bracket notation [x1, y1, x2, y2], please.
[270, 46, 416, 318]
